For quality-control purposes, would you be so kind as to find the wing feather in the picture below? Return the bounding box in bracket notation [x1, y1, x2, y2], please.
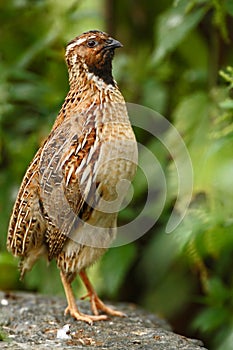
[7, 149, 46, 257]
[39, 113, 100, 259]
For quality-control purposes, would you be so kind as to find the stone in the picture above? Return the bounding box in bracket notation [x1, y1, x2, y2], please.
[0, 291, 207, 350]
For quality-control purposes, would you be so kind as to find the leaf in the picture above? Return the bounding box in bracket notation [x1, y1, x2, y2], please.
[172, 91, 209, 143]
[217, 331, 233, 350]
[225, 0, 233, 16]
[0, 328, 7, 341]
[192, 306, 230, 333]
[0, 253, 19, 290]
[153, 2, 206, 64]
[99, 244, 137, 298]
[206, 278, 231, 304]
[219, 98, 233, 110]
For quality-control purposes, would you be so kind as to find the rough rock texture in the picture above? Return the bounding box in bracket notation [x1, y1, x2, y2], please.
[0, 291, 207, 350]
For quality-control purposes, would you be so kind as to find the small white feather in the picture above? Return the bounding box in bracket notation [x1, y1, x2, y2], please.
[56, 324, 71, 340]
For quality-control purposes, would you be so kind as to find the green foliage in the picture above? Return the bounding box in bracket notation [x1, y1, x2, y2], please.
[98, 244, 137, 298]
[0, 328, 7, 342]
[153, 0, 207, 64]
[1, 1, 233, 349]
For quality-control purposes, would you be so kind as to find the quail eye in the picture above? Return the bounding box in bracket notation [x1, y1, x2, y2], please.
[87, 40, 98, 48]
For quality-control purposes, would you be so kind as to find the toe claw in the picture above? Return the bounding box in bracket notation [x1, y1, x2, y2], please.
[64, 306, 108, 324]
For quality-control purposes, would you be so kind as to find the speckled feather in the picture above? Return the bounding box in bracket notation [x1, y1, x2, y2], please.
[7, 30, 137, 283]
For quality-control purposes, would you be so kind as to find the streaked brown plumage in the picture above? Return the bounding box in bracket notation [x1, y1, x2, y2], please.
[7, 30, 137, 323]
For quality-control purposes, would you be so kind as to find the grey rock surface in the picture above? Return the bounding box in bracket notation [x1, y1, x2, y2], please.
[0, 291, 207, 349]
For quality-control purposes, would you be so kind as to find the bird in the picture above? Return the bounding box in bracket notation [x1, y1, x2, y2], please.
[7, 30, 137, 324]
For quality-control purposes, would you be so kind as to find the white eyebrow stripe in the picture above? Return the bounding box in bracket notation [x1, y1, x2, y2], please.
[67, 34, 99, 50]
[67, 37, 87, 49]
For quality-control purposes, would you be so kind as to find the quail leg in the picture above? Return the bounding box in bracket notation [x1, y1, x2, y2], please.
[60, 271, 107, 324]
[79, 270, 126, 317]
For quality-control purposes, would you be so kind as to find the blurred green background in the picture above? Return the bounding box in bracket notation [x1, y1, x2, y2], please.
[1, 0, 233, 349]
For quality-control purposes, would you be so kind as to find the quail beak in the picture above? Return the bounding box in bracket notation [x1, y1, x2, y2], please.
[104, 38, 123, 50]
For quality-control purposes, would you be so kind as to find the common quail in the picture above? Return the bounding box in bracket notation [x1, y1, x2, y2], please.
[7, 30, 137, 324]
